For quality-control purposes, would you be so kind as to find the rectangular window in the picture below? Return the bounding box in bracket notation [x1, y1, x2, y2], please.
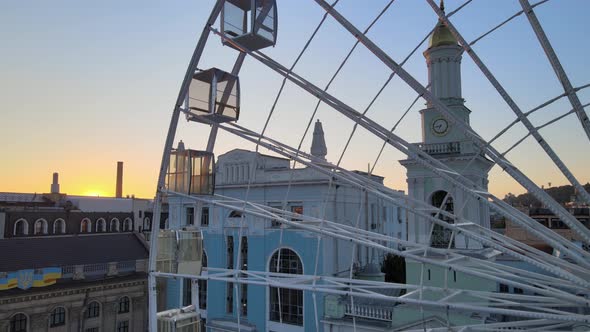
[241, 283, 248, 316]
[453, 271, 457, 282]
[201, 207, 209, 226]
[240, 236, 248, 316]
[199, 278, 207, 310]
[226, 235, 234, 314]
[514, 287, 524, 294]
[139, 210, 143, 218]
[534, 218, 548, 227]
[182, 278, 192, 306]
[50, 308, 66, 327]
[499, 283, 509, 293]
[428, 269, 431, 280]
[290, 205, 303, 221]
[240, 237, 248, 270]
[551, 219, 567, 229]
[269, 203, 282, 228]
[227, 282, 234, 314]
[117, 320, 129, 332]
[397, 207, 402, 224]
[187, 207, 194, 225]
[227, 236, 234, 269]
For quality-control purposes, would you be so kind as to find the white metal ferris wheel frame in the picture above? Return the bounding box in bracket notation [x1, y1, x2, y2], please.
[148, 0, 590, 331]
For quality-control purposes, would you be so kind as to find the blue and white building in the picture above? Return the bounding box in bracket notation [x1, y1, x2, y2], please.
[164, 121, 406, 331]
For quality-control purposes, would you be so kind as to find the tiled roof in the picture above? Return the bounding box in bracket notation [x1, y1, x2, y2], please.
[0, 233, 148, 272]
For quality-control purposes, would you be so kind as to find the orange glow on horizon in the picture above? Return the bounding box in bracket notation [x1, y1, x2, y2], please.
[82, 190, 107, 197]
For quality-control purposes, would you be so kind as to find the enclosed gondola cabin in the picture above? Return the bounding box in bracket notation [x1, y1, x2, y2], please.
[156, 229, 203, 275]
[166, 147, 215, 196]
[187, 68, 240, 123]
[221, 0, 277, 51]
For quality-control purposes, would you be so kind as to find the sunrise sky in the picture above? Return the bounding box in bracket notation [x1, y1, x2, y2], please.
[1, 0, 589, 199]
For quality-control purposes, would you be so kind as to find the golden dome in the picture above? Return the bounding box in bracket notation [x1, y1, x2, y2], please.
[428, 20, 458, 48]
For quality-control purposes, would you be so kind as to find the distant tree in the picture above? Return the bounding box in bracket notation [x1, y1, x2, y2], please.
[381, 253, 406, 284]
[502, 183, 590, 207]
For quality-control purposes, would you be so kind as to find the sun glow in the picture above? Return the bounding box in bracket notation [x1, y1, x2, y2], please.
[82, 190, 106, 197]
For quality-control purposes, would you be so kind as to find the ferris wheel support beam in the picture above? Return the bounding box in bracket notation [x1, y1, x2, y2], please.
[167, 188, 590, 304]
[205, 116, 590, 284]
[518, 0, 590, 143]
[151, 268, 590, 323]
[147, 1, 224, 331]
[407, 319, 571, 332]
[200, 36, 590, 269]
[311, 0, 590, 247]
[224, 118, 587, 279]
[214, 44, 590, 271]
[503, 105, 589, 156]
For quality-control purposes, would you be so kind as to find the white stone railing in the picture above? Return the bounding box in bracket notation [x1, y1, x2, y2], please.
[416, 141, 461, 155]
[344, 303, 393, 321]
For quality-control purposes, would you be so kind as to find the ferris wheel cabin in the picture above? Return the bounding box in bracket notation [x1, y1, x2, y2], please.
[221, 0, 277, 50]
[166, 147, 215, 196]
[187, 67, 240, 123]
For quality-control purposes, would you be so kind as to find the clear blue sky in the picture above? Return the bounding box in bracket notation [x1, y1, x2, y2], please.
[1, 0, 589, 198]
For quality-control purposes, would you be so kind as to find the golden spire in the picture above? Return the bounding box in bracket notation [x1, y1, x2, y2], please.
[428, 0, 458, 48]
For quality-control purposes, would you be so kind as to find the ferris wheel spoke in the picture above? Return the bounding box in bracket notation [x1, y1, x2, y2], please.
[423, 0, 590, 210]
[308, 0, 590, 246]
[519, 0, 590, 143]
[164, 166, 590, 299]
[201, 46, 590, 266]
[212, 118, 590, 275]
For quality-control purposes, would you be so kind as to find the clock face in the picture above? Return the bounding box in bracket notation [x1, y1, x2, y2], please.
[432, 118, 449, 136]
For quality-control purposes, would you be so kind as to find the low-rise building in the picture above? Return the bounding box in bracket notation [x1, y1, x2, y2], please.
[0, 233, 149, 332]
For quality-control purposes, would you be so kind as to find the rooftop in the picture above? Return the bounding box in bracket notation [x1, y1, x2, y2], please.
[0, 233, 149, 272]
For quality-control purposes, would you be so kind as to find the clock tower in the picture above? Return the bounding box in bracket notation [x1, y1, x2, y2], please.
[400, 3, 493, 249]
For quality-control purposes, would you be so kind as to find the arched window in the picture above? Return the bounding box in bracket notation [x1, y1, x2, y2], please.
[122, 218, 132, 232]
[85, 301, 100, 318]
[53, 219, 66, 234]
[430, 190, 455, 248]
[228, 210, 243, 218]
[10, 313, 27, 332]
[269, 248, 303, 326]
[118, 296, 130, 314]
[110, 218, 120, 232]
[34, 219, 48, 235]
[50, 307, 66, 327]
[13, 219, 29, 236]
[96, 218, 106, 232]
[80, 218, 92, 233]
[144, 217, 151, 230]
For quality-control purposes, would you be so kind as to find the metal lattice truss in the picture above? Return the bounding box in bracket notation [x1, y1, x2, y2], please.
[148, 0, 590, 330]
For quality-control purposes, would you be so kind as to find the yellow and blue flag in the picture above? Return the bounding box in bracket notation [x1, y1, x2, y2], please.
[33, 267, 61, 287]
[0, 272, 17, 290]
[0, 267, 61, 291]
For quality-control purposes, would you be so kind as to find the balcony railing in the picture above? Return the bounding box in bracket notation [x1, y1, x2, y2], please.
[416, 142, 460, 155]
[60, 259, 148, 279]
[344, 303, 393, 321]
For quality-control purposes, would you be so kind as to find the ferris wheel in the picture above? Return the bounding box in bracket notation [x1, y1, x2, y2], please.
[148, 0, 590, 331]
